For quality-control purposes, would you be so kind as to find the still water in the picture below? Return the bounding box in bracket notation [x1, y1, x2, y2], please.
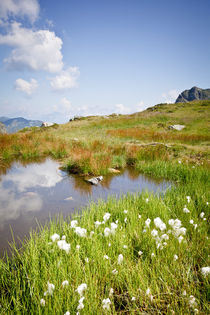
[0, 159, 170, 256]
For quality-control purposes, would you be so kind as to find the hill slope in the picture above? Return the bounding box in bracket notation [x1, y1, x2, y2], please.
[2, 117, 43, 133]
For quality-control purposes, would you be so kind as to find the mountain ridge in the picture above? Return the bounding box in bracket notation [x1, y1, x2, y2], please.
[175, 86, 210, 103]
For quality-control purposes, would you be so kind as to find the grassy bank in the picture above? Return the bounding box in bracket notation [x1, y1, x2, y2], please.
[0, 160, 209, 314]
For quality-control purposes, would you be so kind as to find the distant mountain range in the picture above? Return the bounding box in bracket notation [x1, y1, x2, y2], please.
[0, 117, 43, 133]
[176, 86, 210, 103]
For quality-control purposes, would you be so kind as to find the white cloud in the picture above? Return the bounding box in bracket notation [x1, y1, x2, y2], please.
[50, 67, 80, 90]
[161, 89, 179, 103]
[0, 0, 39, 23]
[115, 104, 131, 114]
[0, 22, 63, 73]
[53, 97, 72, 115]
[135, 101, 146, 112]
[15, 78, 38, 95]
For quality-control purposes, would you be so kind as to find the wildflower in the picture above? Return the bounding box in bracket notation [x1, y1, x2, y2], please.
[103, 213, 111, 222]
[145, 218, 151, 228]
[64, 312, 70, 315]
[138, 214, 142, 219]
[40, 298, 45, 306]
[124, 210, 128, 214]
[61, 235, 66, 240]
[110, 222, 118, 234]
[95, 221, 102, 228]
[76, 245, 80, 250]
[131, 296, 136, 301]
[70, 220, 78, 228]
[186, 196, 191, 203]
[77, 297, 85, 310]
[174, 254, 178, 261]
[183, 206, 190, 213]
[118, 254, 123, 264]
[146, 288, 153, 301]
[151, 229, 158, 237]
[57, 240, 71, 253]
[115, 220, 118, 224]
[109, 288, 114, 296]
[145, 198, 149, 203]
[201, 266, 210, 277]
[161, 234, 169, 240]
[189, 295, 197, 308]
[102, 298, 111, 310]
[75, 227, 87, 237]
[200, 212, 205, 218]
[178, 160, 181, 164]
[178, 235, 184, 243]
[182, 290, 187, 296]
[154, 217, 166, 231]
[85, 257, 89, 263]
[104, 227, 111, 237]
[194, 224, 198, 230]
[123, 245, 128, 249]
[62, 280, 69, 287]
[194, 309, 199, 313]
[146, 288, 151, 295]
[90, 231, 94, 237]
[108, 242, 111, 247]
[112, 269, 118, 275]
[50, 233, 60, 242]
[190, 220, 194, 224]
[207, 202, 209, 205]
[44, 281, 55, 296]
[103, 255, 109, 260]
[151, 253, 155, 258]
[138, 251, 143, 256]
[76, 283, 87, 297]
[124, 217, 127, 223]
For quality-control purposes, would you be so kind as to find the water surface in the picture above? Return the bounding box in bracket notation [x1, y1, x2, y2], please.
[0, 159, 170, 257]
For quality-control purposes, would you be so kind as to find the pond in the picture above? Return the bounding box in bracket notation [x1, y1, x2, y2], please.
[0, 159, 171, 257]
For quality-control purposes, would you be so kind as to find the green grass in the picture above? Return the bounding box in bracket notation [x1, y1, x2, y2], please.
[0, 163, 209, 314]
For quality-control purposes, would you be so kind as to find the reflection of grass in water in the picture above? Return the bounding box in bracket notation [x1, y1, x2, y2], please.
[0, 164, 209, 313]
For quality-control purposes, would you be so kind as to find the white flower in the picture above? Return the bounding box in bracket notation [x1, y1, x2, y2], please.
[109, 288, 114, 296]
[194, 309, 199, 313]
[138, 214, 142, 219]
[76, 245, 80, 250]
[186, 196, 191, 203]
[103, 255, 109, 260]
[151, 229, 158, 237]
[104, 227, 111, 237]
[75, 227, 87, 237]
[95, 221, 102, 228]
[76, 283, 87, 297]
[103, 213, 111, 222]
[70, 220, 78, 228]
[161, 234, 169, 240]
[57, 240, 71, 253]
[50, 233, 60, 242]
[151, 253, 155, 258]
[112, 269, 118, 275]
[62, 280, 69, 287]
[124, 217, 127, 223]
[207, 202, 209, 205]
[124, 210, 128, 214]
[85, 257, 89, 263]
[118, 254, 123, 264]
[61, 235, 66, 240]
[190, 220, 194, 224]
[44, 281, 55, 296]
[145, 198, 149, 203]
[183, 206, 190, 213]
[194, 224, 198, 230]
[138, 251, 143, 256]
[189, 295, 197, 308]
[102, 298, 111, 310]
[131, 296, 136, 301]
[64, 312, 70, 315]
[174, 254, 178, 261]
[115, 219, 118, 224]
[123, 245, 128, 249]
[182, 290, 187, 296]
[146, 288, 150, 295]
[178, 236, 184, 243]
[108, 242, 111, 247]
[154, 217, 166, 231]
[77, 298, 84, 310]
[90, 231, 95, 237]
[110, 222, 118, 234]
[40, 298, 45, 306]
[145, 218, 151, 228]
[201, 266, 210, 277]
[178, 160, 181, 164]
[200, 212, 205, 218]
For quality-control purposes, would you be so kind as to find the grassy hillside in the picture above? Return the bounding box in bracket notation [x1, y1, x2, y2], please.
[0, 100, 209, 314]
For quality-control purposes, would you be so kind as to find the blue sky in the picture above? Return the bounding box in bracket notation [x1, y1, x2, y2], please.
[0, 0, 209, 123]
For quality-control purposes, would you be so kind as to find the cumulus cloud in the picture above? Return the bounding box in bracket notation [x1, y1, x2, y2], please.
[50, 67, 80, 90]
[115, 104, 131, 114]
[15, 78, 38, 95]
[0, 0, 39, 23]
[0, 22, 63, 73]
[161, 89, 179, 103]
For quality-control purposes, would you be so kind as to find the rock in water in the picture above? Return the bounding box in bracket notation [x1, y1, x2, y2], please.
[175, 86, 210, 103]
[86, 176, 103, 185]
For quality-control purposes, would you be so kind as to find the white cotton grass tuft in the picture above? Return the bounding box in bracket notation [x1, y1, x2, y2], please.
[186, 196, 191, 203]
[102, 298, 111, 310]
[183, 206, 190, 213]
[154, 217, 166, 231]
[95, 221, 102, 228]
[77, 297, 85, 310]
[200, 212, 205, 218]
[103, 212, 111, 222]
[44, 281, 55, 296]
[201, 266, 210, 277]
[188, 295, 197, 308]
[124, 210, 128, 214]
[190, 220, 194, 224]
[117, 254, 123, 264]
[145, 218, 151, 228]
[57, 240, 71, 253]
[40, 298, 45, 306]
[104, 227, 111, 237]
[138, 251, 143, 256]
[110, 222, 118, 234]
[109, 288, 114, 296]
[151, 229, 158, 237]
[70, 220, 78, 228]
[103, 255, 109, 260]
[74, 227, 87, 237]
[62, 280, 69, 287]
[50, 233, 60, 242]
[146, 288, 153, 301]
[76, 283, 87, 297]
[174, 254, 178, 261]
[76, 245, 80, 250]
[64, 312, 70, 315]
[61, 235, 66, 240]
[131, 296, 136, 301]
[112, 269, 118, 275]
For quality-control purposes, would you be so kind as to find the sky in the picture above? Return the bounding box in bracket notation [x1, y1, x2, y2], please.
[0, 0, 209, 123]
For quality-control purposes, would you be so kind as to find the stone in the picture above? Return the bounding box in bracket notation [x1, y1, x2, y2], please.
[108, 168, 121, 174]
[41, 122, 54, 127]
[168, 124, 185, 131]
[86, 178, 99, 185]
